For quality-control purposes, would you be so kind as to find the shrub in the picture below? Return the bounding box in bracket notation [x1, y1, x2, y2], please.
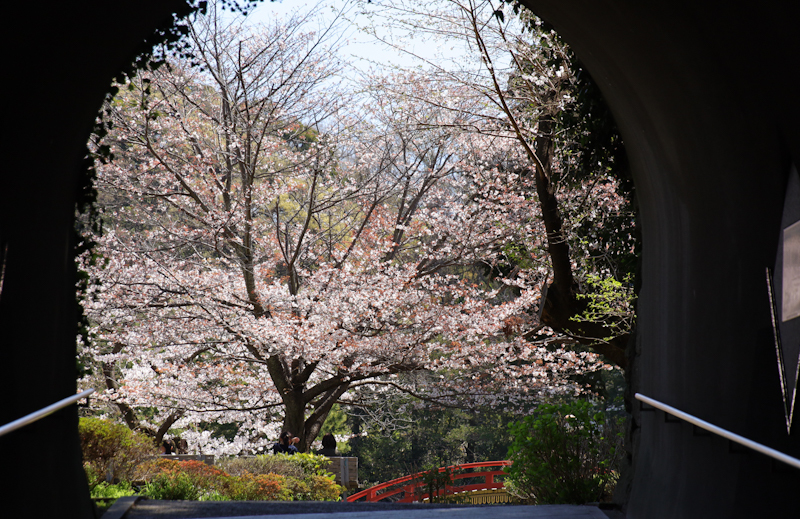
[218, 455, 306, 479]
[134, 452, 342, 501]
[300, 474, 345, 501]
[142, 472, 201, 500]
[199, 491, 230, 501]
[79, 417, 157, 487]
[288, 452, 335, 478]
[217, 453, 341, 501]
[219, 453, 343, 501]
[137, 459, 224, 496]
[218, 453, 333, 479]
[505, 400, 623, 504]
[224, 473, 291, 501]
[90, 481, 136, 499]
[159, 459, 227, 489]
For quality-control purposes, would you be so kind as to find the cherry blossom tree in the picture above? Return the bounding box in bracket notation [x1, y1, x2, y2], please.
[352, 0, 636, 368]
[79, 3, 607, 453]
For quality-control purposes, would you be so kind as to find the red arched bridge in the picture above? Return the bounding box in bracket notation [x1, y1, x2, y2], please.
[346, 461, 512, 504]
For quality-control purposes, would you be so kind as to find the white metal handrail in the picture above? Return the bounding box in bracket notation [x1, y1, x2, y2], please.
[0, 388, 94, 438]
[635, 393, 800, 470]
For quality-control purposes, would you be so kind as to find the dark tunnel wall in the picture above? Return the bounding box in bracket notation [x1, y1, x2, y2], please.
[0, 2, 191, 517]
[518, 0, 800, 517]
[1, 1, 797, 518]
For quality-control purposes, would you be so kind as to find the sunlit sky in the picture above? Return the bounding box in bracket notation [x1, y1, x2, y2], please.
[230, 0, 475, 76]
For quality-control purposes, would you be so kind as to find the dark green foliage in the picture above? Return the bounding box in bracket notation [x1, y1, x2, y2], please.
[551, 47, 638, 282]
[318, 404, 351, 454]
[413, 465, 467, 503]
[505, 400, 623, 504]
[548, 35, 638, 282]
[198, 421, 240, 442]
[502, 0, 639, 284]
[79, 417, 158, 488]
[319, 404, 349, 437]
[347, 403, 516, 485]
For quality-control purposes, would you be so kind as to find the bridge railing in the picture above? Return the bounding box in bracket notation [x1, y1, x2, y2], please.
[346, 460, 512, 503]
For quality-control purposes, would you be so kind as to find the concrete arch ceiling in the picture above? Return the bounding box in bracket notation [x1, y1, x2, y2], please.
[519, 1, 799, 517]
[2, 1, 797, 518]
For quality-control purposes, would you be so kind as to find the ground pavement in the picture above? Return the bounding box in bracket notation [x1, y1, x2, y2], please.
[103, 498, 623, 519]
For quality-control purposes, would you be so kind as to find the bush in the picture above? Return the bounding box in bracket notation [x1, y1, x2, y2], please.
[505, 400, 623, 504]
[288, 452, 335, 478]
[280, 473, 342, 501]
[218, 453, 341, 501]
[218, 455, 306, 479]
[147, 459, 227, 487]
[224, 473, 291, 501]
[299, 474, 345, 501]
[140, 455, 343, 501]
[79, 417, 157, 487]
[219, 453, 333, 479]
[199, 491, 230, 501]
[137, 459, 224, 497]
[142, 472, 201, 500]
[90, 481, 136, 499]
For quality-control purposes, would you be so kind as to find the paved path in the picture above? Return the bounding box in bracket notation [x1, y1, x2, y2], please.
[113, 499, 614, 519]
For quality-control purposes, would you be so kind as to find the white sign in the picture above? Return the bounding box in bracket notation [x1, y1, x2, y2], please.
[783, 220, 800, 322]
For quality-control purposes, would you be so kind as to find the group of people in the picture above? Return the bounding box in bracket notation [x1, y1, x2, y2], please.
[271, 432, 337, 456]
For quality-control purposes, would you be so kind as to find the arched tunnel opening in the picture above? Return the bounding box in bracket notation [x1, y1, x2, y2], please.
[1, 2, 797, 518]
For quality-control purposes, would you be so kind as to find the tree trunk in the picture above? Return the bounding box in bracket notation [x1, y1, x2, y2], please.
[270, 353, 352, 452]
[281, 388, 307, 449]
[531, 119, 628, 369]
